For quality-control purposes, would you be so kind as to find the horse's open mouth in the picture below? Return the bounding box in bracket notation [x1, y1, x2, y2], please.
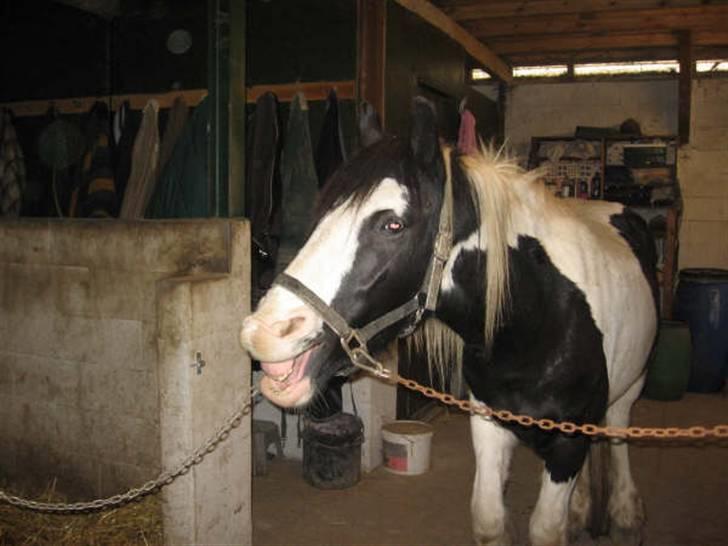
[259, 345, 319, 406]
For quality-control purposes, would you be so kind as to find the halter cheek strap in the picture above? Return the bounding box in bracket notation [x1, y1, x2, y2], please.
[273, 147, 455, 377]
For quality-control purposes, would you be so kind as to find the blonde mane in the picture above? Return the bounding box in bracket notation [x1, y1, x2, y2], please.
[461, 145, 543, 344]
[406, 146, 545, 393]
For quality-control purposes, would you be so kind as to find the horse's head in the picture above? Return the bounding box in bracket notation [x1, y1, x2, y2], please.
[240, 98, 450, 407]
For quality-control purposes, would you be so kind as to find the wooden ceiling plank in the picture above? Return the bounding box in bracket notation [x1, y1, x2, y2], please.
[465, 5, 728, 38]
[490, 29, 728, 55]
[393, 0, 513, 82]
[505, 45, 728, 65]
[440, 0, 715, 22]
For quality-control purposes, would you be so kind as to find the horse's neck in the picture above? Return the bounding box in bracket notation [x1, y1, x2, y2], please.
[437, 164, 548, 347]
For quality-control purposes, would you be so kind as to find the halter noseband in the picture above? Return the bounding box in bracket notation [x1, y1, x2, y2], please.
[273, 148, 454, 377]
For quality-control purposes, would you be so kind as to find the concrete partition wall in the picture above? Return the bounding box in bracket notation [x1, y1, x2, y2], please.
[0, 218, 252, 545]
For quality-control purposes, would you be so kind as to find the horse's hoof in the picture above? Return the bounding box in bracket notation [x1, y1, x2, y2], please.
[474, 535, 511, 546]
[474, 521, 513, 546]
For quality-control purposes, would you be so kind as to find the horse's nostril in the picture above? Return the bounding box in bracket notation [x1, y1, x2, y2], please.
[273, 316, 306, 338]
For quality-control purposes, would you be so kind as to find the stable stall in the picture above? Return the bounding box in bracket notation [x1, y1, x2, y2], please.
[2, 1, 728, 545]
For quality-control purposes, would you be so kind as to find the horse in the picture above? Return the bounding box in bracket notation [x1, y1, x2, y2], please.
[240, 97, 658, 546]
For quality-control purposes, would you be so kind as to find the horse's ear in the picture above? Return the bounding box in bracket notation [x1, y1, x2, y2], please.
[409, 96, 440, 166]
[358, 101, 383, 147]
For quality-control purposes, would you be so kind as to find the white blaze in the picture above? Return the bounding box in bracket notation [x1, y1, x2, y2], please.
[253, 177, 410, 340]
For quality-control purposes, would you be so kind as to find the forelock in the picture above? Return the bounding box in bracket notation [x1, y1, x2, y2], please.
[314, 136, 423, 222]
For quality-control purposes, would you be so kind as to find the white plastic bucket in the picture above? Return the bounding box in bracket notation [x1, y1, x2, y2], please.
[381, 420, 434, 475]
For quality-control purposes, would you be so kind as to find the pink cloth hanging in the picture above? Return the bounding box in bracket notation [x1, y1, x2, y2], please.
[457, 109, 477, 155]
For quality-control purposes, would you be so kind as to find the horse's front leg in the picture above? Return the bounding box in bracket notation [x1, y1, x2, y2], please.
[470, 412, 518, 546]
[529, 468, 577, 546]
[530, 435, 589, 546]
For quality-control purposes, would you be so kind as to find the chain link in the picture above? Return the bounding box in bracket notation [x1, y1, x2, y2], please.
[0, 388, 258, 514]
[392, 372, 728, 439]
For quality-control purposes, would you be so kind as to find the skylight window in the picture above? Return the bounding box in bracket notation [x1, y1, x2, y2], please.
[574, 60, 679, 76]
[697, 59, 728, 73]
[471, 68, 492, 80]
[470, 59, 728, 83]
[512, 65, 568, 78]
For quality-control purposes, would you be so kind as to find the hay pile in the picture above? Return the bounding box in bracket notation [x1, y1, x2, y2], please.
[0, 483, 163, 546]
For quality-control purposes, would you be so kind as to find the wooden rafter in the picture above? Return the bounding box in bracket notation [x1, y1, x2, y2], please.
[438, 0, 719, 22]
[463, 5, 728, 39]
[393, 0, 513, 83]
[488, 29, 728, 56]
[246, 80, 356, 103]
[507, 45, 727, 66]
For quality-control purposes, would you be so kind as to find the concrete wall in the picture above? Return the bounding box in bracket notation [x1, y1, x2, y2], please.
[498, 78, 728, 270]
[0, 218, 252, 545]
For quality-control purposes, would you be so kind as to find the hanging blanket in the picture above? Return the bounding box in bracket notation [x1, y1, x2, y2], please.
[146, 97, 209, 218]
[120, 100, 160, 219]
[315, 88, 347, 188]
[276, 92, 318, 273]
[0, 109, 26, 216]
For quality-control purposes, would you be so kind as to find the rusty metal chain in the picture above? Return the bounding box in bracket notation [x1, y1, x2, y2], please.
[391, 371, 728, 440]
[0, 388, 258, 514]
[352, 354, 728, 440]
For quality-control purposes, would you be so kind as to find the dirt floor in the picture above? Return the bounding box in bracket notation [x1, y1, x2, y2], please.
[253, 393, 728, 546]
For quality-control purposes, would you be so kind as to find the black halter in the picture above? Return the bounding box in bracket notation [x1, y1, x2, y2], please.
[273, 149, 454, 377]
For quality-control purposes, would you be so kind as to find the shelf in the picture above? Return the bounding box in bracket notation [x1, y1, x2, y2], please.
[529, 134, 681, 318]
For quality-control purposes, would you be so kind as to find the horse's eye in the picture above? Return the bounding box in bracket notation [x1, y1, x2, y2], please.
[383, 219, 405, 233]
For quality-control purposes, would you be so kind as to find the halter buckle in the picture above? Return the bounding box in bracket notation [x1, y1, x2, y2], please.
[340, 330, 391, 379]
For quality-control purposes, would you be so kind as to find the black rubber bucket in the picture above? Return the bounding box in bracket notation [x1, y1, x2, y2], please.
[302, 412, 363, 490]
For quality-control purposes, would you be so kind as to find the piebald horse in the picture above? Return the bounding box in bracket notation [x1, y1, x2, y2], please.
[240, 98, 657, 546]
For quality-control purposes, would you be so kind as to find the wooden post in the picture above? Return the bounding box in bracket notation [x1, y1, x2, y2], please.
[228, 0, 246, 218]
[662, 207, 680, 319]
[677, 31, 693, 145]
[357, 0, 387, 127]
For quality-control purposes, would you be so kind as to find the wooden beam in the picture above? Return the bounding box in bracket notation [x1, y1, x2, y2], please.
[508, 47, 681, 66]
[2, 81, 356, 119]
[465, 5, 728, 38]
[246, 80, 356, 103]
[441, 0, 713, 22]
[489, 29, 728, 55]
[678, 30, 693, 145]
[508, 44, 728, 66]
[1, 89, 208, 117]
[393, 0, 513, 83]
[357, 0, 387, 126]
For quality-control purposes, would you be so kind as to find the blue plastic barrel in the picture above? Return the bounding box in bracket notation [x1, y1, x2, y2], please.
[673, 268, 728, 393]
